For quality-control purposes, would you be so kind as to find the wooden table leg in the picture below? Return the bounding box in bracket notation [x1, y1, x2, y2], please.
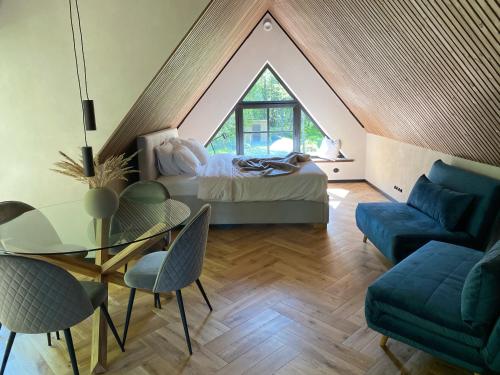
[91, 218, 110, 374]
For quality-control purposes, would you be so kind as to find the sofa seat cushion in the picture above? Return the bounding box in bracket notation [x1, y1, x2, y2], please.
[366, 241, 485, 348]
[356, 202, 474, 263]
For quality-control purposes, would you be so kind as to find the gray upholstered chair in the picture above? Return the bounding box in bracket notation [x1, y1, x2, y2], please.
[0, 255, 124, 375]
[0, 201, 89, 259]
[0, 201, 88, 347]
[109, 181, 171, 308]
[122, 204, 212, 354]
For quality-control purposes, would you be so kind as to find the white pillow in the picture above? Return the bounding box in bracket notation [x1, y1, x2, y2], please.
[172, 144, 200, 175]
[155, 142, 181, 176]
[170, 138, 209, 165]
[318, 137, 341, 160]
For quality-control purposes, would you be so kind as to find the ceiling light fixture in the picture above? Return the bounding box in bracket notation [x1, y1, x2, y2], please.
[68, 0, 96, 177]
[263, 19, 273, 32]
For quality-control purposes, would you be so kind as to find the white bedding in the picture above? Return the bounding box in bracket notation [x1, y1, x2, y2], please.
[195, 154, 327, 202]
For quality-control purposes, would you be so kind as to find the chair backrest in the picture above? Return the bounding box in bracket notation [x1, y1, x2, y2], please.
[110, 181, 171, 242]
[428, 160, 500, 248]
[0, 255, 94, 333]
[153, 204, 211, 292]
[0, 201, 61, 248]
[0, 201, 35, 225]
[121, 180, 171, 203]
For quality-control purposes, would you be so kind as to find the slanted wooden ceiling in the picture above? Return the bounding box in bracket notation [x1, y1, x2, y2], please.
[100, 0, 500, 166]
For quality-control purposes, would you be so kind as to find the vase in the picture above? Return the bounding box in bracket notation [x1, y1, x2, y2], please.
[84, 187, 119, 219]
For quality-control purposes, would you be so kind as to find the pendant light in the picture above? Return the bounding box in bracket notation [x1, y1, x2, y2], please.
[68, 0, 96, 177]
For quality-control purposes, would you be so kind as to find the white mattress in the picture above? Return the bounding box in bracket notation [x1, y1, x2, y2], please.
[156, 175, 199, 196]
[156, 155, 328, 203]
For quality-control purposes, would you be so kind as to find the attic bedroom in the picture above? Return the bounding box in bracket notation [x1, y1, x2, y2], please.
[0, 1, 499, 375]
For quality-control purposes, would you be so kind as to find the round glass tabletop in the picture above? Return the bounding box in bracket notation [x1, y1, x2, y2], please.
[0, 198, 190, 255]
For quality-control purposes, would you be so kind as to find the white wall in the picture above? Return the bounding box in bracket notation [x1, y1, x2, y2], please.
[0, 0, 208, 207]
[178, 15, 366, 180]
[366, 134, 500, 201]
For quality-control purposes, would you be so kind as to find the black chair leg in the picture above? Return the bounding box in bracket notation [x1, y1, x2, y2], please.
[0, 331, 16, 375]
[155, 293, 162, 309]
[63, 329, 79, 375]
[47, 332, 52, 346]
[100, 304, 125, 352]
[56, 331, 60, 340]
[122, 288, 136, 347]
[195, 279, 213, 311]
[175, 290, 192, 355]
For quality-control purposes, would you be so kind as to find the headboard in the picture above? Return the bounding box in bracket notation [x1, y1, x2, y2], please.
[137, 128, 179, 180]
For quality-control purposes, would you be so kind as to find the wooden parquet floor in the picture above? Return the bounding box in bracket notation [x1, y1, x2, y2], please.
[0, 182, 473, 375]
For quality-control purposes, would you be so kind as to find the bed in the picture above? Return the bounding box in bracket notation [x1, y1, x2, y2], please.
[137, 128, 329, 225]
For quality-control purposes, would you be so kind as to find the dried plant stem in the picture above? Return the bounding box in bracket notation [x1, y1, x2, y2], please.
[51, 150, 139, 188]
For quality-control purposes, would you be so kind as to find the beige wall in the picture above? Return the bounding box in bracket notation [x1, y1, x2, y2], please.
[0, 0, 208, 207]
[365, 134, 500, 202]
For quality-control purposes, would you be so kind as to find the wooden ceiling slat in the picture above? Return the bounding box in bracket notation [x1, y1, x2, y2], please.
[382, 0, 498, 158]
[375, 0, 497, 161]
[376, 2, 492, 159]
[405, 1, 500, 126]
[271, 0, 499, 165]
[481, 0, 500, 33]
[434, 1, 499, 87]
[394, 0, 499, 136]
[460, 1, 500, 57]
[416, 1, 500, 121]
[449, 3, 500, 92]
[100, 0, 500, 166]
[344, 0, 455, 153]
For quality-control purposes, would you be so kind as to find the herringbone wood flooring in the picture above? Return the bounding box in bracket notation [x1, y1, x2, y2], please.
[1, 183, 473, 374]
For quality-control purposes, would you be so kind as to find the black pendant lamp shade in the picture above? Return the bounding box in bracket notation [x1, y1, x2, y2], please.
[83, 99, 96, 131]
[82, 146, 95, 177]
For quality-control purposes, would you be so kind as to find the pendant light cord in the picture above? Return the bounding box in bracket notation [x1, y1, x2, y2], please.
[75, 0, 89, 100]
[68, 0, 87, 146]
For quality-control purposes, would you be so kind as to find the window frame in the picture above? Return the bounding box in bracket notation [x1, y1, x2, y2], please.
[207, 64, 326, 156]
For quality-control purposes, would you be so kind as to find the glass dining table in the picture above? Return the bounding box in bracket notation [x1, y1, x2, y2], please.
[0, 198, 190, 374]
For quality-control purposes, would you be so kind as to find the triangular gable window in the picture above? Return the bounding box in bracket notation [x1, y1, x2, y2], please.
[242, 68, 294, 102]
[207, 65, 329, 157]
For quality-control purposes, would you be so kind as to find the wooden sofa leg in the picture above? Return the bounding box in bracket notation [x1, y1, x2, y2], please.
[379, 335, 389, 347]
[312, 223, 327, 230]
[363, 235, 368, 243]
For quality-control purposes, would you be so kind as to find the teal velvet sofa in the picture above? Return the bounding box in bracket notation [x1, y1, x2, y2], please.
[356, 160, 500, 263]
[366, 240, 500, 374]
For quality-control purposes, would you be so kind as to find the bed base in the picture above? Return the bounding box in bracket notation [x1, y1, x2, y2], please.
[171, 195, 329, 225]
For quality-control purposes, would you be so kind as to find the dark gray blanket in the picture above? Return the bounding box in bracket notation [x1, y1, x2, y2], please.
[232, 152, 311, 177]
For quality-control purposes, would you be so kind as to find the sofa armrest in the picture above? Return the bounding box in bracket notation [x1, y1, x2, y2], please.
[482, 317, 500, 372]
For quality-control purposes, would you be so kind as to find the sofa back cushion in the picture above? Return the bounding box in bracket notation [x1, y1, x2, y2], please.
[408, 175, 474, 231]
[428, 160, 500, 248]
[462, 241, 500, 332]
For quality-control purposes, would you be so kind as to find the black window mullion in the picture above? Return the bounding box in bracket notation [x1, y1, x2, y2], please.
[266, 107, 270, 154]
[236, 106, 243, 155]
[293, 105, 301, 152]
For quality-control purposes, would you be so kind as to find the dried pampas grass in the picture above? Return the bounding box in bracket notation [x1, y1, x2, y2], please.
[51, 150, 138, 188]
